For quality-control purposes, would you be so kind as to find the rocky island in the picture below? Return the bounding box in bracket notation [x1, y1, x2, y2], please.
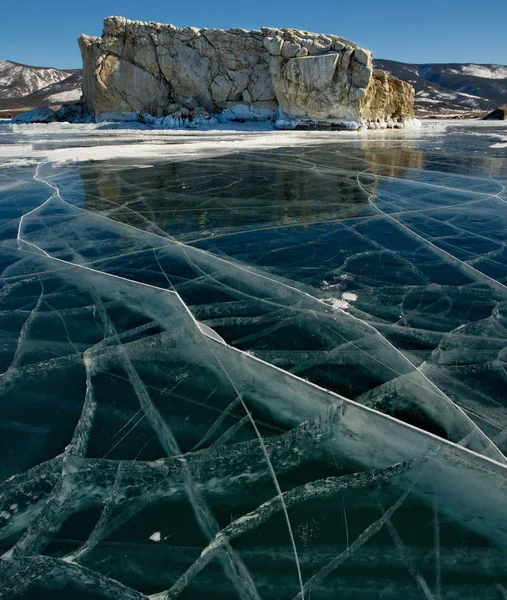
[78, 16, 416, 130]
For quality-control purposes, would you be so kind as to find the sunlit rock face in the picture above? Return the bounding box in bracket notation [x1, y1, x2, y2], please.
[79, 16, 415, 129]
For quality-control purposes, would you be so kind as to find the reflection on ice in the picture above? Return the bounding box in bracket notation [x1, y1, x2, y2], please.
[1, 120, 507, 599]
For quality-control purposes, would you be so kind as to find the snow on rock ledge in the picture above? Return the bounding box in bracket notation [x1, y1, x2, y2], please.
[78, 17, 415, 130]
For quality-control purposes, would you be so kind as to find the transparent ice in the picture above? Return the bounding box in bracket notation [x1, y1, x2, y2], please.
[0, 120, 507, 599]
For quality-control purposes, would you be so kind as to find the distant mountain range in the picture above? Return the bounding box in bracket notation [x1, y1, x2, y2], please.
[373, 60, 507, 117]
[0, 60, 82, 113]
[0, 58, 505, 118]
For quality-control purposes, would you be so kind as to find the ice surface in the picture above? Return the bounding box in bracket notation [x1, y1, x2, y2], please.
[491, 137, 507, 149]
[0, 119, 507, 599]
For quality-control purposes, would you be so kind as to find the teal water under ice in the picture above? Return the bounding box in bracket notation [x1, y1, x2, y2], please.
[0, 120, 506, 599]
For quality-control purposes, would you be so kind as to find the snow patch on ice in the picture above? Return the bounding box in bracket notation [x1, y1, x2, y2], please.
[0, 119, 502, 170]
[323, 297, 350, 310]
[0, 126, 363, 165]
[342, 292, 357, 302]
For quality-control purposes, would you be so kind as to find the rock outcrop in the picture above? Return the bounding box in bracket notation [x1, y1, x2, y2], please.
[79, 16, 415, 129]
[11, 102, 91, 124]
[11, 106, 58, 124]
[483, 107, 506, 120]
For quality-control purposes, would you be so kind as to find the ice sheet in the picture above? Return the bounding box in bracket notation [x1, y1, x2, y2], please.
[0, 119, 507, 599]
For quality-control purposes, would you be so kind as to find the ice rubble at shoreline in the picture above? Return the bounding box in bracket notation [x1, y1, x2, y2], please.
[12, 103, 422, 132]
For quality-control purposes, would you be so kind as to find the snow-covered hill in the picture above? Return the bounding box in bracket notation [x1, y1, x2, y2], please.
[374, 59, 507, 117]
[23, 71, 82, 106]
[0, 60, 78, 99]
[449, 64, 507, 80]
[0, 61, 82, 115]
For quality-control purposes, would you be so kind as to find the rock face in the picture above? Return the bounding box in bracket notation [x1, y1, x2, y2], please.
[79, 16, 415, 129]
[483, 107, 506, 120]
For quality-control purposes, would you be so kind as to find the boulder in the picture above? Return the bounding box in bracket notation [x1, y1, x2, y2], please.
[483, 108, 506, 120]
[12, 106, 57, 123]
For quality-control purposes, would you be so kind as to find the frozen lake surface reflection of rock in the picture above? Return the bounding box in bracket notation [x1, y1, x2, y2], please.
[0, 120, 507, 599]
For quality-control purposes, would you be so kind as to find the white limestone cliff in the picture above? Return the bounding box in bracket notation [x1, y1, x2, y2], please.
[79, 17, 415, 130]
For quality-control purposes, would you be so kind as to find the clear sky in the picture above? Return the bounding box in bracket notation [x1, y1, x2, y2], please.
[1, 0, 506, 69]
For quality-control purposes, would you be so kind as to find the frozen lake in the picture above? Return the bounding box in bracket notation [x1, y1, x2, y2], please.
[0, 119, 507, 599]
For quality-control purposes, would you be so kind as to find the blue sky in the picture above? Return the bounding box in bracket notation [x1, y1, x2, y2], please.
[1, 0, 506, 69]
